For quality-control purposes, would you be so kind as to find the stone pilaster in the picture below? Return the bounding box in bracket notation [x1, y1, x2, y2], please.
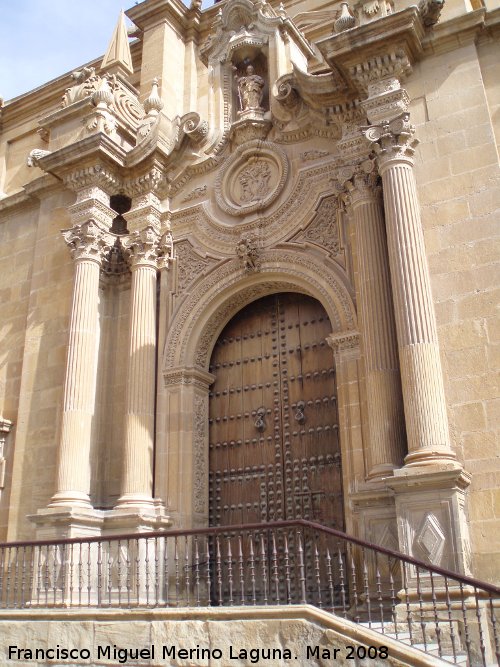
[339, 159, 406, 478]
[115, 226, 162, 509]
[364, 114, 457, 468]
[49, 220, 111, 509]
[326, 331, 364, 535]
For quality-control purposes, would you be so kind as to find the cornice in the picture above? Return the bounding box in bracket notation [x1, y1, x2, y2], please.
[422, 8, 487, 54]
[0, 191, 33, 216]
[0, 174, 65, 216]
[317, 7, 425, 71]
[35, 133, 127, 183]
[126, 0, 189, 33]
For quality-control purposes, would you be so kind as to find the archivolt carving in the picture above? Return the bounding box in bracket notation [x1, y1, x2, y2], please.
[193, 393, 208, 514]
[172, 161, 339, 253]
[163, 248, 356, 370]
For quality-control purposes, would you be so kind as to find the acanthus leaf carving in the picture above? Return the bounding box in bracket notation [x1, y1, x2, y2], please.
[337, 158, 381, 208]
[362, 112, 418, 167]
[182, 185, 207, 203]
[62, 219, 114, 263]
[122, 225, 162, 267]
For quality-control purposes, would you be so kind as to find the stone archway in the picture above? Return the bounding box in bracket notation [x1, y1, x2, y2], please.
[157, 250, 358, 529]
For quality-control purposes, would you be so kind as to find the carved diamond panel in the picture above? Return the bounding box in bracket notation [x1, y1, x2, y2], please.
[414, 513, 445, 565]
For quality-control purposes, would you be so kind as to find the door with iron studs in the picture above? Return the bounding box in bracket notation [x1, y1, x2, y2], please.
[208, 292, 344, 531]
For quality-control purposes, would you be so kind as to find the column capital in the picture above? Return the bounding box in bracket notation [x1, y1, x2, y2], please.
[62, 219, 113, 264]
[326, 330, 360, 358]
[337, 158, 381, 209]
[362, 113, 419, 172]
[123, 224, 173, 270]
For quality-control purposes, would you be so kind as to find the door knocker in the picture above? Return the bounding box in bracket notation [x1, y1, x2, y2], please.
[254, 407, 266, 432]
[295, 401, 306, 424]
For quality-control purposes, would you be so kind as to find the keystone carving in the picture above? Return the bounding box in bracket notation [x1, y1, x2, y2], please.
[236, 237, 260, 272]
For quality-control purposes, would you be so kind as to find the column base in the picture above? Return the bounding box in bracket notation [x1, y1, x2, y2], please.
[114, 492, 157, 511]
[48, 490, 93, 510]
[366, 462, 398, 479]
[29, 506, 104, 540]
[404, 446, 460, 469]
[385, 467, 472, 576]
[105, 498, 171, 534]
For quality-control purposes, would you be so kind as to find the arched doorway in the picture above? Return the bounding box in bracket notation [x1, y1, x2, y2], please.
[208, 292, 344, 530]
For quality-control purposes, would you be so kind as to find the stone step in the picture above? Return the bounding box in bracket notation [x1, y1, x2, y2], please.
[360, 622, 469, 665]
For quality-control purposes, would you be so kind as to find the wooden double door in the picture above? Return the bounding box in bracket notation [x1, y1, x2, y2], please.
[208, 293, 344, 531]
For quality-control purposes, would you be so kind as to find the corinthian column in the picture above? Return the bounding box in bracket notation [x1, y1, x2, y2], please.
[364, 114, 457, 467]
[116, 226, 163, 508]
[340, 159, 406, 477]
[50, 220, 110, 508]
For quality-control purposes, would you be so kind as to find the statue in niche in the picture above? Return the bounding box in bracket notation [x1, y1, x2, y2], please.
[235, 64, 265, 112]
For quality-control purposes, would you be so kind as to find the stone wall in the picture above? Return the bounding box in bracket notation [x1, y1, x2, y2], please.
[408, 40, 500, 581]
[0, 606, 445, 667]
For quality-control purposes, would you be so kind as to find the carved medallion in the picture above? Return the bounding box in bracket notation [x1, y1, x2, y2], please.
[215, 141, 288, 217]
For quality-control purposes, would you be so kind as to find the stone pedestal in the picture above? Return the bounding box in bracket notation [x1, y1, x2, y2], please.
[386, 468, 472, 576]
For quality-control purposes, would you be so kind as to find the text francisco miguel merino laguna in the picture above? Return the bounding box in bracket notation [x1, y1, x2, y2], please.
[6, 643, 390, 663]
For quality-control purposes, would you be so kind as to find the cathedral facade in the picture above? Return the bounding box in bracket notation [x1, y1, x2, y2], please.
[0, 0, 499, 661]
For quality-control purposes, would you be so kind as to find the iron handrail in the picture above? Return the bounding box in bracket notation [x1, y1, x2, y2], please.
[1, 518, 499, 595]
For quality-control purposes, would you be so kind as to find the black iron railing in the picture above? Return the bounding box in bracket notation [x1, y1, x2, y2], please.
[1, 520, 499, 665]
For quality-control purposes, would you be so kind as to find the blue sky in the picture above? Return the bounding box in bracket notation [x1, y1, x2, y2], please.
[0, 0, 194, 102]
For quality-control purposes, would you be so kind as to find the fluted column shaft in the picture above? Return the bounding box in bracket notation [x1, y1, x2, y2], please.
[116, 224, 169, 508]
[118, 261, 157, 506]
[345, 163, 406, 476]
[51, 222, 108, 507]
[366, 116, 456, 466]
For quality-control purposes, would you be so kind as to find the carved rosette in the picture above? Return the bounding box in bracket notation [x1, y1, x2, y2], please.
[215, 141, 288, 217]
[62, 220, 113, 264]
[363, 113, 418, 170]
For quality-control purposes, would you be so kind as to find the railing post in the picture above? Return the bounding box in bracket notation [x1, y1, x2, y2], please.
[297, 530, 307, 605]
